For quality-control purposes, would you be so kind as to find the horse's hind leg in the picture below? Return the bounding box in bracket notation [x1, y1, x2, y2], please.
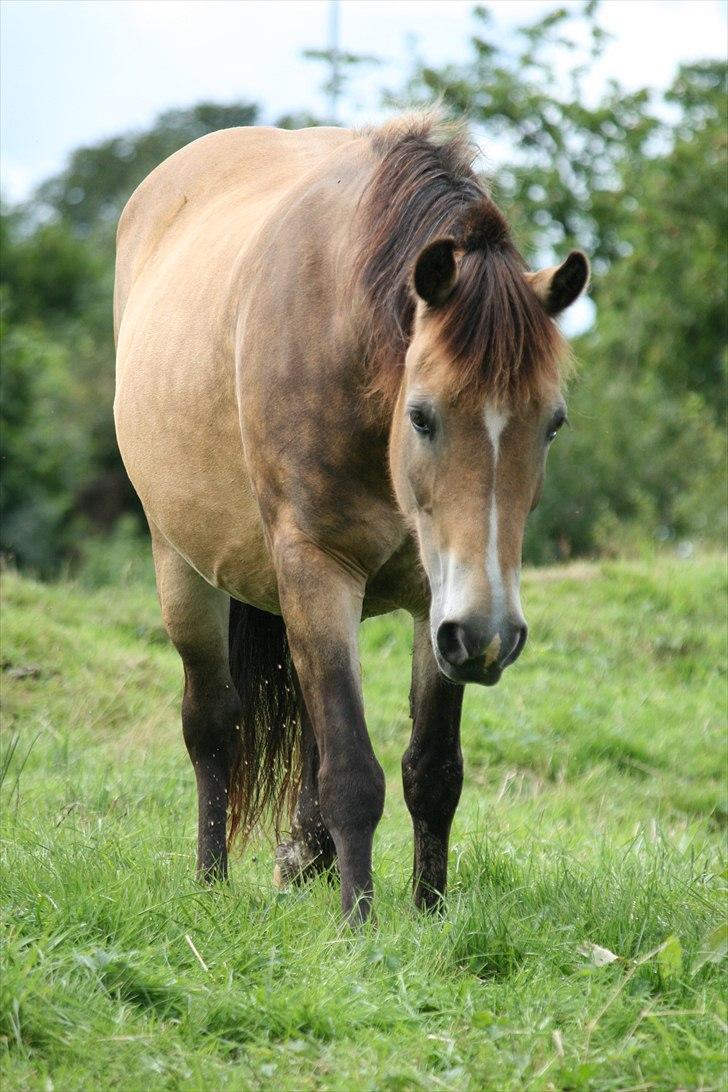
[275, 689, 336, 887]
[402, 616, 464, 910]
[151, 527, 241, 880]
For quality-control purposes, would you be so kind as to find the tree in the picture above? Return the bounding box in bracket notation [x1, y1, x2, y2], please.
[33, 102, 260, 236]
[393, 3, 660, 271]
[581, 61, 727, 411]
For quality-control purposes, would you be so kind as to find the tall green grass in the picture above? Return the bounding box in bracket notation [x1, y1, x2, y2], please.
[1, 555, 726, 1090]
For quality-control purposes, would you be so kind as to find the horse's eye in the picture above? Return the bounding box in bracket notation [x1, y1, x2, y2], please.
[546, 411, 567, 443]
[409, 408, 433, 436]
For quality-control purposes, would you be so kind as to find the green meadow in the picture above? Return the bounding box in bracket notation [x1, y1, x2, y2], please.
[1, 554, 726, 1091]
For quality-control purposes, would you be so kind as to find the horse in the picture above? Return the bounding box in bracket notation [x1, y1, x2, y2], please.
[114, 112, 589, 923]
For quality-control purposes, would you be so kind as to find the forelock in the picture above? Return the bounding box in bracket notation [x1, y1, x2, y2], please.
[353, 114, 568, 407]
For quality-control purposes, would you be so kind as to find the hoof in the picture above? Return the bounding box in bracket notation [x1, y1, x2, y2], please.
[274, 839, 335, 888]
[274, 840, 315, 888]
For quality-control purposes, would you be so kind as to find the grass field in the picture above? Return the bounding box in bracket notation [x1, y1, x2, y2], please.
[1, 554, 726, 1091]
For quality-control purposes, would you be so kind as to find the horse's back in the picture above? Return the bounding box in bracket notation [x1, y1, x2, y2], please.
[114, 124, 355, 604]
[114, 125, 353, 338]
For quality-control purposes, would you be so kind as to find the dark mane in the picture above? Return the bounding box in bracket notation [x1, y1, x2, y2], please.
[354, 114, 566, 405]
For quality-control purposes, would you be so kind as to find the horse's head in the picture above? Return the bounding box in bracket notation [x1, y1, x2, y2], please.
[389, 232, 589, 685]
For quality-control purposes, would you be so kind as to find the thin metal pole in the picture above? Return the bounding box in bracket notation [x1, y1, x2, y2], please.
[329, 0, 340, 122]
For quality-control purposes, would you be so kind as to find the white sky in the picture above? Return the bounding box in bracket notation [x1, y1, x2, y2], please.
[1, 0, 726, 202]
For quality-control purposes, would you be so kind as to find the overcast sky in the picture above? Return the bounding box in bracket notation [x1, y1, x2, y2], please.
[1, 0, 725, 202]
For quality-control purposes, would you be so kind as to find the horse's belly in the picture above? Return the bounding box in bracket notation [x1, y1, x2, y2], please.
[115, 313, 279, 611]
[119, 402, 278, 609]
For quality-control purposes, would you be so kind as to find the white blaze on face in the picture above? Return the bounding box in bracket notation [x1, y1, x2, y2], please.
[483, 404, 510, 615]
[429, 402, 524, 638]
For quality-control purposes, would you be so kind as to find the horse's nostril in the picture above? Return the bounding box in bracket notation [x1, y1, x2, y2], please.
[436, 622, 470, 667]
[502, 623, 528, 667]
[438, 620, 527, 673]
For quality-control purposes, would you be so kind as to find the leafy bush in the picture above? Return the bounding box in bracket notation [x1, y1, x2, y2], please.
[0, 318, 92, 571]
[525, 367, 726, 563]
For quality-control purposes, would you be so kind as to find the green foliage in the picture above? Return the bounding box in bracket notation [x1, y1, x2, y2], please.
[0, 212, 104, 323]
[1, 104, 260, 572]
[394, 2, 659, 266]
[584, 61, 728, 411]
[523, 57, 727, 561]
[526, 369, 727, 562]
[0, 224, 122, 572]
[1, 556, 726, 1088]
[74, 514, 156, 590]
[0, 318, 91, 571]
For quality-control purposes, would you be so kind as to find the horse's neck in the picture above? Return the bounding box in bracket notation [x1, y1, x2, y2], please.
[236, 145, 406, 573]
[247, 140, 394, 430]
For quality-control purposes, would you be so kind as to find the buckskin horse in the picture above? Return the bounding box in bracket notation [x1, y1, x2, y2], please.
[114, 112, 589, 922]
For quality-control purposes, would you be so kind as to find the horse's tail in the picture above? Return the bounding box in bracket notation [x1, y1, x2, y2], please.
[227, 599, 302, 848]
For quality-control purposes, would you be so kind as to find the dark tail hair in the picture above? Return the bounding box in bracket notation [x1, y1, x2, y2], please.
[227, 599, 302, 848]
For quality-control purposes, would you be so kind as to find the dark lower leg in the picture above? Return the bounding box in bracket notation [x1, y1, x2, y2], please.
[150, 530, 236, 883]
[321, 752, 384, 921]
[402, 619, 464, 910]
[276, 544, 384, 923]
[297, 678, 385, 922]
[182, 663, 241, 881]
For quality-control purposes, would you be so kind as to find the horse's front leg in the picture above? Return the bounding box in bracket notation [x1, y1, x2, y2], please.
[275, 540, 385, 923]
[402, 616, 464, 910]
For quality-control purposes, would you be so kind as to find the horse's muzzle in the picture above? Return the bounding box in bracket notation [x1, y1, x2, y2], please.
[434, 616, 528, 685]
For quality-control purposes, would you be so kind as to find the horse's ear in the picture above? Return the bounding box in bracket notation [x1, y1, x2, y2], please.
[413, 238, 458, 307]
[528, 251, 590, 316]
